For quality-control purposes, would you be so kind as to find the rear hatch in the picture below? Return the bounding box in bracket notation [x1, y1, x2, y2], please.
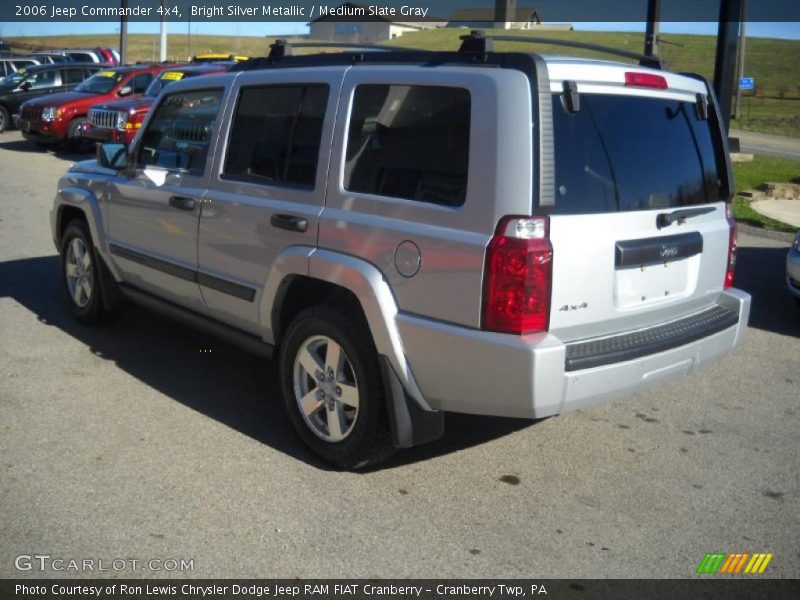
[543, 60, 733, 342]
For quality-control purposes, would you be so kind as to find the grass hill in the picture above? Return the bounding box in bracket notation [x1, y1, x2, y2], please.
[6, 29, 800, 136]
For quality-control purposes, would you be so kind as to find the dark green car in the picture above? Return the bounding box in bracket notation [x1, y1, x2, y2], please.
[0, 63, 102, 132]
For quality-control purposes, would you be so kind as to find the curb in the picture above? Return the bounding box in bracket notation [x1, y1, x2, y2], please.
[736, 222, 796, 243]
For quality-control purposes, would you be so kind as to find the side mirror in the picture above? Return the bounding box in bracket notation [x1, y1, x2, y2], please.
[117, 85, 132, 97]
[18, 81, 32, 91]
[97, 142, 128, 170]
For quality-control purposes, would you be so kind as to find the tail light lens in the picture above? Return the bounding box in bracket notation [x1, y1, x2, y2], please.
[725, 204, 737, 288]
[482, 216, 553, 335]
[625, 72, 668, 89]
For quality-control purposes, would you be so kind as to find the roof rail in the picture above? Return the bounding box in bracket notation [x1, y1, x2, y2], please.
[268, 38, 421, 58]
[458, 30, 663, 69]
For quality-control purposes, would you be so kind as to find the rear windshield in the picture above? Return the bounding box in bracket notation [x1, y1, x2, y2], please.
[550, 93, 724, 214]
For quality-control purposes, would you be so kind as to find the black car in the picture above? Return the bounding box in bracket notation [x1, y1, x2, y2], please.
[0, 63, 103, 132]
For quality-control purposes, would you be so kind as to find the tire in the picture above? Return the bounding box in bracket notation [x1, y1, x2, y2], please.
[279, 305, 396, 470]
[59, 220, 107, 324]
[0, 105, 9, 133]
[66, 117, 92, 152]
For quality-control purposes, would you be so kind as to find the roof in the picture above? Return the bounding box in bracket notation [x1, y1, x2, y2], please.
[448, 8, 542, 23]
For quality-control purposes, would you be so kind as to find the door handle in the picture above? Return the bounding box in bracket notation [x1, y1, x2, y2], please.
[169, 195, 195, 211]
[270, 214, 308, 233]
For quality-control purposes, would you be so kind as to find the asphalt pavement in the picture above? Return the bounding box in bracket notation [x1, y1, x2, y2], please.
[731, 128, 800, 161]
[0, 131, 798, 579]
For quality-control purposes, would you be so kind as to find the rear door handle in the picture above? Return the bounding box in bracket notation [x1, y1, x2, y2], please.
[270, 214, 308, 233]
[169, 195, 195, 211]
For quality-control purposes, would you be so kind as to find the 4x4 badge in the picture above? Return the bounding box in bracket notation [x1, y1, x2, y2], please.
[559, 302, 589, 311]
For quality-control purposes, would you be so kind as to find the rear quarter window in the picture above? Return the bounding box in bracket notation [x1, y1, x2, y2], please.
[344, 84, 471, 207]
[550, 93, 724, 214]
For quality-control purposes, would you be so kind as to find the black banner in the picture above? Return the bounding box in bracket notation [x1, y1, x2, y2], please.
[3, 0, 800, 23]
[2, 580, 800, 600]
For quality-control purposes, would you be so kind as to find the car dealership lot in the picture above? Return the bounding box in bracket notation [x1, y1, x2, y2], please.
[0, 131, 797, 579]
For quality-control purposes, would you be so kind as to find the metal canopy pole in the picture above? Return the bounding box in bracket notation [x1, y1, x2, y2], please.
[644, 0, 661, 57]
[713, 0, 744, 132]
[119, 0, 128, 65]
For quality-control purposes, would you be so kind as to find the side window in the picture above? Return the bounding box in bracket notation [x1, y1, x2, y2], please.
[62, 69, 85, 84]
[138, 88, 223, 176]
[224, 84, 329, 189]
[29, 69, 57, 89]
[129, 72, 153, 93]
[344, 84, 471, 206]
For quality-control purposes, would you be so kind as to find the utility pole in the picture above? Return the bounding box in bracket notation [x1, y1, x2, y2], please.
[644, 0, 661, 57]
[733, 0, 748, 119]
[159, 0, 168, 62]
[119, 0, 128, 64]
[713, 0, 743, 132]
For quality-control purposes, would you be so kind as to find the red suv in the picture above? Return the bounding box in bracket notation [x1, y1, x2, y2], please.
[84, 64, 230, 145]
[18, 64, 176, 148]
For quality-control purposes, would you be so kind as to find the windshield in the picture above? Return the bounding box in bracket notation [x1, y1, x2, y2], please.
[74, 70, 123, 94]
[145, 70, 192, 97]
[550, 93, 725, 214]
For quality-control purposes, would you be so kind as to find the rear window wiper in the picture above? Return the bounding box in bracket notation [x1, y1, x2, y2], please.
[656, 206, 716, 229]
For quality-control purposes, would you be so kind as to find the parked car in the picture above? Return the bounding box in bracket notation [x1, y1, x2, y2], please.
[19, 64, 174, 147]
[0, 63, 103, 132]
[30, 52, 75, 64]
[788, 231, 800, 305]
[85, 64, 230, 144]
[50, 37, 751, 469]
[60, 49, 105, 64]
[0, 57, 40, 77]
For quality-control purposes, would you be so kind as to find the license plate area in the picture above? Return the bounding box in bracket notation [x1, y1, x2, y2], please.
[614, 260, 691, 308]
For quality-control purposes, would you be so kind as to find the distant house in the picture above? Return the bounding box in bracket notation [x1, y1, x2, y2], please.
[308, 3, 441, 44]
[446, 7, 573, 31]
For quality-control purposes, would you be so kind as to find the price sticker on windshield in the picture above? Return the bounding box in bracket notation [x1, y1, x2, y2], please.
[161, 72, 184, 81]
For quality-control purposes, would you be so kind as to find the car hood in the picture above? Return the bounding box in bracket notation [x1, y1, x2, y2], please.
[91, 95, 154, 113]
[22, 90, 96, 108]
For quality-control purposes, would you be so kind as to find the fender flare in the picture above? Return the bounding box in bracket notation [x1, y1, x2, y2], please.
[260, 246, 431, 412]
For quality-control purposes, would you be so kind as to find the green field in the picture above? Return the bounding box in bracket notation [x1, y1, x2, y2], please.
[5, 29, 800, 136]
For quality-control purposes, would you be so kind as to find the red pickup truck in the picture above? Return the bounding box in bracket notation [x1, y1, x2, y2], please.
[18, 64, 176, 148]
[84, 64, 230, 145]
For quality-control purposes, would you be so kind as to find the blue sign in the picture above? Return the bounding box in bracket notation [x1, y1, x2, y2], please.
[739, 77, 755, 90]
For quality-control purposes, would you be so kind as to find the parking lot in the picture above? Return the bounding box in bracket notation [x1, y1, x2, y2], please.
[0, 129, 798, 578]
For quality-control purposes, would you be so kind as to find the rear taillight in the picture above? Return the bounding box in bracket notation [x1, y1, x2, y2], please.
[725, 204, 737, 288]
[625, 72, 668, 89]
[482, 216, 553, 335]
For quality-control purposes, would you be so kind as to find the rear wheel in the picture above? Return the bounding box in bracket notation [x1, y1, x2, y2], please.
[59, 220, 107, 323]
[279, 306, 395, 469]
[0, 105, 9, 133]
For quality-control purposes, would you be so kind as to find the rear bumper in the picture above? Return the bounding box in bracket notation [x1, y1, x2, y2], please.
[396, 288, 751, 419]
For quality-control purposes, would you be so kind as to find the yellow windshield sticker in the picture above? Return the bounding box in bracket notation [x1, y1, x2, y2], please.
[97, 70, 116, 77]
[161, 71, 184, 81]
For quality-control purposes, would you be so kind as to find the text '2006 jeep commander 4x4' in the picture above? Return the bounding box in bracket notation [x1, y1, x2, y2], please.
[51, 36, 751, 469]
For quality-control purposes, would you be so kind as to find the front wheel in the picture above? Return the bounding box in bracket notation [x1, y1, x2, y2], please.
[279, 306, 395, 469]
[59, 220, 107, 323]
[66, 117, 92, 152]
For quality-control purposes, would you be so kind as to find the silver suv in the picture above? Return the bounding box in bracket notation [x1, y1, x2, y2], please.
[50, 36, 751, 469]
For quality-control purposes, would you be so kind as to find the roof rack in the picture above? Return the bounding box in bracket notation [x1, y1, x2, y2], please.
[268, 39, 420, 59]
[457, 31, 663, 70]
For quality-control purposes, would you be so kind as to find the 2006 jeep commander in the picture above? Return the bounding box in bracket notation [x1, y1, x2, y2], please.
[51, 36, 751, 469]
